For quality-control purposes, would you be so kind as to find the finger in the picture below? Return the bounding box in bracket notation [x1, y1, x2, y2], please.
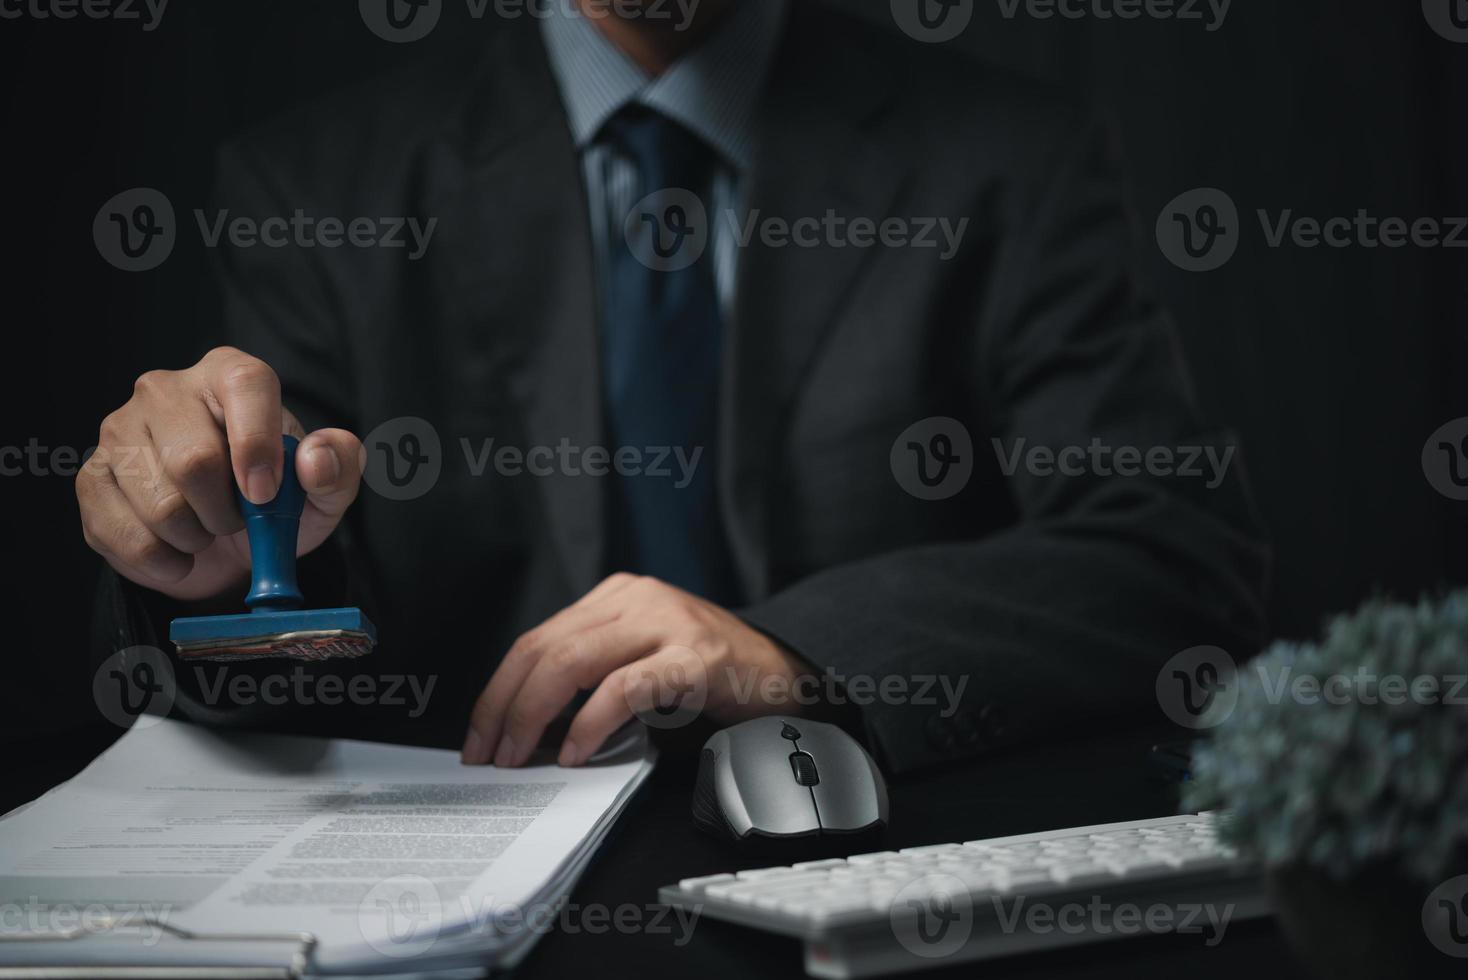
[150, 402, 241, 538]
[462, 607, 633, 765]
[298, 427, 363, 522]
[78, 459, 193, 584]
[624, 643, 709, 722]
[563, 645, 706, 766]
[493, 618, 659, 768]
[201, 348, 283, 505]
[560, 663, 637, 766]
[460, 575, 646, 764]
[98, 406, 214, 557]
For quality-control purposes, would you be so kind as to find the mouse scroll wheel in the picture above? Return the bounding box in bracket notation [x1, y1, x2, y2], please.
[789, 751, 820, 786]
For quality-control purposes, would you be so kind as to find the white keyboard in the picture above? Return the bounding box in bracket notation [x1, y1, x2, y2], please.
[659, 812, 1270, 978]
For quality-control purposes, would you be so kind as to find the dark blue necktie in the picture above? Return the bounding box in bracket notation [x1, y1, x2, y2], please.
[599, 106, 738, 604]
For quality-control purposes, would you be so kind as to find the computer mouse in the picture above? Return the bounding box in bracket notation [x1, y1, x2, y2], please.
[692, 716, 889, 845]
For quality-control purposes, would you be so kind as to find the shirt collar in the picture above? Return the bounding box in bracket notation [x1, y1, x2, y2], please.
[539, 0, 787, 172]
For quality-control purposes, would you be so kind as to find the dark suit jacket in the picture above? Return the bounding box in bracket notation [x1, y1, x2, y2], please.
[101, 3, 1268, 774]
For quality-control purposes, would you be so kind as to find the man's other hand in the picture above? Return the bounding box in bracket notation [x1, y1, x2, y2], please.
[461, 574, 813, 767]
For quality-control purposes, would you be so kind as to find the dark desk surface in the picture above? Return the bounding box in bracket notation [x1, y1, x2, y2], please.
[6, 723, 1290, 979]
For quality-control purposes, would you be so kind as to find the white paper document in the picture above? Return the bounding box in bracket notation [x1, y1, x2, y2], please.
[0, 717, 655, 976]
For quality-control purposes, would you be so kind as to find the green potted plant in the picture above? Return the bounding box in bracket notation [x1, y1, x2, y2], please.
[1185, 590, 1468, 979]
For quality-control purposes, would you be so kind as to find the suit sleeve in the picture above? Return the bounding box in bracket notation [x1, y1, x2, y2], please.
[738, 120, 1270, 775]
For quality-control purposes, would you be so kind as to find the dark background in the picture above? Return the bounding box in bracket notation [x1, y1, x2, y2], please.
[3, 0, 1465, 739]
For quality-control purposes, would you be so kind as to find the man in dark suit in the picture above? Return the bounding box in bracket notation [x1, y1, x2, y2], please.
[78, 0, 1267, 774]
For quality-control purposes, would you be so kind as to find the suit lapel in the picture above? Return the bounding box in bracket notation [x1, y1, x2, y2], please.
[724, 14, 911, 599]
[419, 14, 911, 604]
[422, 22, 606, 598]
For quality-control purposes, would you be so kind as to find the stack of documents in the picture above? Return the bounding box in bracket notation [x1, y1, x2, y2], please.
[0, 717, 655, 977]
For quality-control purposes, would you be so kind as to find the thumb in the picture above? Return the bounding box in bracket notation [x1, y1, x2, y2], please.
[294, 427, 363, 553]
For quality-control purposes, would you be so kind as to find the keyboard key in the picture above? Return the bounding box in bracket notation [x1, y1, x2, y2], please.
[752, 887, 823, 911]
[1047, 862, 1115, 887]
[1144, 851, 1186, 868]
[995, 869, 1054, 892]
[736, 866, 801, 880]
[705, 881, 765, 901]
[1098, 855, 1174, 877]
[677, 873, 736, 894]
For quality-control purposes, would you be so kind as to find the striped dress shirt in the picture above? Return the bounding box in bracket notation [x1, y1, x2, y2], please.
[538, 0, 788, 318]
